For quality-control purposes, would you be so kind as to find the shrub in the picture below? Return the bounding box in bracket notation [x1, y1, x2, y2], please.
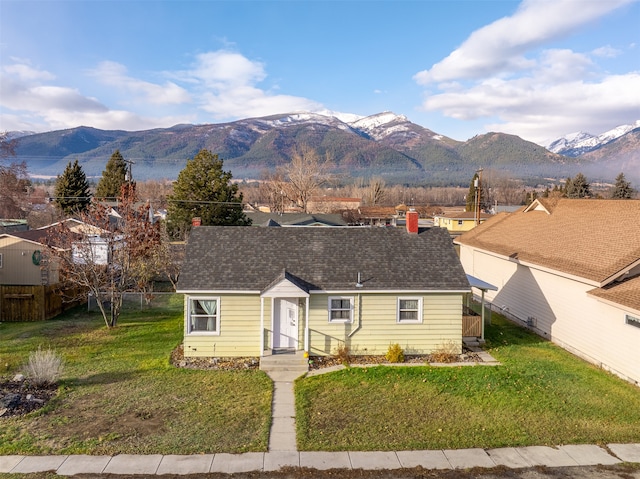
[430, 341, 459, 363]
[334, 343, 351, 366]
[385, 343, 405, 363]
[25, 347, 64, 386]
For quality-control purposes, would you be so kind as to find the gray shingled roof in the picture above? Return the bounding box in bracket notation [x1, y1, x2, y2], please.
[178, 226, 470, 293]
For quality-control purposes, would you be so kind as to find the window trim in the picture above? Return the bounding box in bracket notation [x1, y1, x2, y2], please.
[397, 297, 423, 324]
[187, 296, 221, 335]
[328, 296, 354, 323]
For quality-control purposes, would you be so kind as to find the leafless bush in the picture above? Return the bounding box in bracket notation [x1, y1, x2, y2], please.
[429, 341, 460, 363]
[333, 343, 351, 366]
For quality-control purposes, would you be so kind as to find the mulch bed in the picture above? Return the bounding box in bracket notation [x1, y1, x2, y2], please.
[0, 378, 58, 418]
[170, 344, 483, 371]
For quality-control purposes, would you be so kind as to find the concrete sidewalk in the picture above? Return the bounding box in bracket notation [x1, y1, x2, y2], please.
[1, 444, 639, 475]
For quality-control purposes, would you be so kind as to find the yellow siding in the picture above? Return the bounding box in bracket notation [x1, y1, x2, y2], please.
[184, 295, 266, 357]
[308, 293, 462, 356]
[184, 293, 462, 358]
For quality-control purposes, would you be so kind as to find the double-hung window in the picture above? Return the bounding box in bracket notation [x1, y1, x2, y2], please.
[328, 296, 354, 323]
[188, 297, 220, 334]
[397, 297, 422, 323]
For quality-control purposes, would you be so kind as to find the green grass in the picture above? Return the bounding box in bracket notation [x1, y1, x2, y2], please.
[295, 314, 640, 451]
[0, 295, 272, 455]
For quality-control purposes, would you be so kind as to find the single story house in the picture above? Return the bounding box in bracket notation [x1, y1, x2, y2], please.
[306, 196, 361, 214]
[455, 198, 640, 385]
[244, 211, 348, 227]
[177, 211, 471, 358]
[433, 211, 492, 236]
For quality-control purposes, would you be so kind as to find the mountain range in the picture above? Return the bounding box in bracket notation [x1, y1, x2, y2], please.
[8, 112, 640, 186]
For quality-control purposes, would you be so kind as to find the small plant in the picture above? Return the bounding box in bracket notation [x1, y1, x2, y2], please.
[430, 341, 460, 363]
[385, 343, 405, 363]
[25, 346, 64, 386]
[334, 343, 351, 366]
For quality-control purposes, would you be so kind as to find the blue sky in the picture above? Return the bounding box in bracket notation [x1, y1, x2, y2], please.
[1, 0, 639, 144]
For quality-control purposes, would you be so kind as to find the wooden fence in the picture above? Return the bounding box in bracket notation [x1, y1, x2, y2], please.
[0, 284, 83, 322]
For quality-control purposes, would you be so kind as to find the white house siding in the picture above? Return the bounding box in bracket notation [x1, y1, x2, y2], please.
[459, 245, 640, 385]
[307, 293, 462, 356]
[183, 294, 266, 357]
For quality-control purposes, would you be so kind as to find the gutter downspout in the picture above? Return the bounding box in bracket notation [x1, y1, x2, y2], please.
[260, 297, 264, 357]
[348, 293, 362, 338]
[304, 297, 310, 353]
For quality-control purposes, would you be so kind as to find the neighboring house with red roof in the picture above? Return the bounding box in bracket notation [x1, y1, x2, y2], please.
[455, 198, 640, 385]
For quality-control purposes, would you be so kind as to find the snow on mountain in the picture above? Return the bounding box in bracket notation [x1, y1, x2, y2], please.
[349, 112, 411, 140]
[546, 120, 640, 156]
[254, 111, 352, 131]
[350, 111, 408, 131]
[4, 130, 36, 140]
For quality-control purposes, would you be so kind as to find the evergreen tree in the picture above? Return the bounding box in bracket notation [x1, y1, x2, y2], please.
[465, 174, 478, 212]
[167, 149, 250, 238]
[95, 150, 129, 199]
[611, 172, 635, 199]
[566, 173, 591, 198]
[54, 159, 91, 215]
[465, 172, 490, 212]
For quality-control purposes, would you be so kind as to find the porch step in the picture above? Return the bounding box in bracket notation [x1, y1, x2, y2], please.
[260, 351, 309, 374]
[463, 337, 486, 348]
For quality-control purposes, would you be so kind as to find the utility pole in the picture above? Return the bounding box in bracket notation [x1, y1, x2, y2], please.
[475, 168, 483, 226]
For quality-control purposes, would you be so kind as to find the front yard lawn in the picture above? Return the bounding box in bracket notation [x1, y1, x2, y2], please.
[295, 314, 640, 451]
[0, 295, 272, 455]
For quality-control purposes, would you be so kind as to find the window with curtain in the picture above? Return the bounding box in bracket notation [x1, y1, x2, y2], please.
[328, 296, 354, 323]
[189, 297, 219, 334]
[397, 297, 422, 323]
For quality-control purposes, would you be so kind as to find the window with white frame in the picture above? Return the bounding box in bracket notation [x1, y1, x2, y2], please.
[328, 296, 354, 323]
[397, 297, 423, 323]
[626, 314, 640, 329]
[188, 297, 220, 334]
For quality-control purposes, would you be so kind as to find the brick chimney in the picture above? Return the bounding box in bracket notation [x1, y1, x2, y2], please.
[192, 217, 202, 227]
[406, 209, 418, 234]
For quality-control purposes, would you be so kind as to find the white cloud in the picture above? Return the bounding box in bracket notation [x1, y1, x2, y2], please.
[88, 61, 191, 105]
[0, 58, 193, 132]
[414, 0, 634, 84]
[0, 73, 106, 113]
[182, 50, 322, 120]
[591, 45, 622, 58]
[4, 61, 55, 82]
[413, 0, 638, 143]
[0, 50, 324, 132]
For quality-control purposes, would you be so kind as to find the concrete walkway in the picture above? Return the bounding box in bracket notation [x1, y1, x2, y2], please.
[2, 444, 639, 474]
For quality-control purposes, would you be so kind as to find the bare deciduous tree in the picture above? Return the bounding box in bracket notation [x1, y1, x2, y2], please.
[363, 177, 386, 206]
[46, 192, 164, 328]
[277, 147, 334, 213]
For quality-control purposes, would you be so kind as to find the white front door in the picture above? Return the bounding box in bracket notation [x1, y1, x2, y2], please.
[273, 298, 298, 349]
